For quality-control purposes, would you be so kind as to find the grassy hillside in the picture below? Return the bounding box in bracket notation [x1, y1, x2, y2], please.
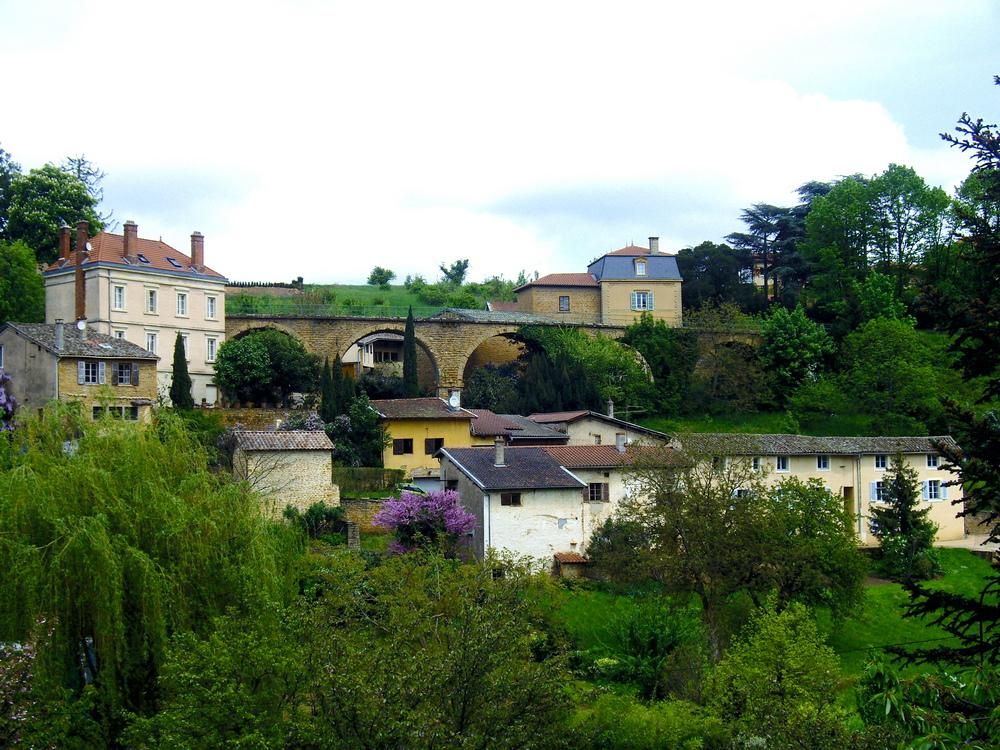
[227, 284, 448, 318]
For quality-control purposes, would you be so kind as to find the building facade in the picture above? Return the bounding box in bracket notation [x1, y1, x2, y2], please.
[511, 238, 683, 327]
[232, 430, 339, 515]
[0, 321, 158, 421]
[44, 221, 227, 405]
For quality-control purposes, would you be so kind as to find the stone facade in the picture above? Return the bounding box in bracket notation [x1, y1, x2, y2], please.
[515, 286, 602, 323]
[57, 358, 157, 422]
[234, 447, 340, 516]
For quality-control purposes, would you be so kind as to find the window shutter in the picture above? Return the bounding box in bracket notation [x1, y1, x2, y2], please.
[98, 361, 106, 385]
[648, 291, 654, 310]
[869, 482, 878, 501]
[941, 484, 949, 500]
[77, 361, 85, 384]
[602, 483, 609, 501]
[921, 481, 929, 501]
[131, 363, 139, 386]
[630, 291, 637, 310]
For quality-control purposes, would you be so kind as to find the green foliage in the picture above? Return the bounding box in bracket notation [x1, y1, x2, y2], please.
[0, 239, 44, 325]
[215, 329, 320, 406]
[0, 409, 302, 742]
[622, 313, 700, 414]
[855, 270, 912, 323]
[760, 305, 834, 400]
[0, 144, 20, 237]
[366, 265, 396, 288]
[168, 332, 194, 409]
[283, 502, 345, 539]
[787, 377, 853, 427]
[709, 603, 850, 749]
[403, 306, 419, 397]
[870, 456, 940, 582]
[572, 693, 727, 750]
[327, 393, 389, 467]
[462, 363, 521, 413]
[439, 258, 470, 286]
[674, 240, 760, 312]
[5, 164, 104, 265]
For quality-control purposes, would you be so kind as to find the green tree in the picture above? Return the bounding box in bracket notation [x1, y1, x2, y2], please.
[462, 363, 520, 413]
[168, 332, 194, 409]
[0, 409, 301, 743]
[760, 306, 834, 402]
[854, 269, 911, 322]
[0, 239, 44, 325]
[327, 393, 389, 467]
[318, 357, 334, 422]
[439, 258, 469, 287]
[5, 165, 104, 265]
[869, 455, 939, 582]
[60, 154, 113, 227]
[622, 313, 700, 414]
[366, 266, 395, 288]
[0, 144, 20, 237]
[402, 306, 419, 397]
[214, 329, 320, 406]
[709, 603, 850, 749]
[674, 241, 759, 312]
[213, 334, 272, 405]
[727, 203, 789, 304]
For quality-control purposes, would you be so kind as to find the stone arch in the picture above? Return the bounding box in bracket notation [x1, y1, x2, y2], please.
[339, 326, 440, 395]
[461, 331, 529, 385]
[228, 321, 306, 345]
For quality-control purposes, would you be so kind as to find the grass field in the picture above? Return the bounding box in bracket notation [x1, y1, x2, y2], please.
[641, 411, 875, 437]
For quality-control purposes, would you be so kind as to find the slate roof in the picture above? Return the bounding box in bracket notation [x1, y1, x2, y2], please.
[371, 397, 475, 420]
[528, 410, 670, 442]
[45, 230, 226, 280]
[428, 308, 558, 325]
[499, 414, 570, 442]
[2, 323, 158, 360]
[513, 272, 598, 292]
[469, 409, 525, 436]
[441, 447, 586, 491]
[587, 252, 682, 282]
[678, 433, 958, 456]
[233, 430, 333, 451]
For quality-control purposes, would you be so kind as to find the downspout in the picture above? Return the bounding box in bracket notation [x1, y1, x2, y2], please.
[483, 493, 491, 553]
[856, 455, 865, 542]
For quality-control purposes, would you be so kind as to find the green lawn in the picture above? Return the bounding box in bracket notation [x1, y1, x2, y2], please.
[227, 284, 442, 318]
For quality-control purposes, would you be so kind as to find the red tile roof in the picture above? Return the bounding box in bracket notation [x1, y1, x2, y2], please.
[528, 411, 590, 424]
[514, 273, 598, 292]
[371, 397, 475, 420]
[542, 445, 632, 467]
[605, 245, 672, 257]
[45, 230, 225, 279]
[554, 551, 588, 564]
[469, 409, 525, 436]
[487, 301, 519, 312]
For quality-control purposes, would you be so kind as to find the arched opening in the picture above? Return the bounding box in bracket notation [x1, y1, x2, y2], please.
[462, 333, 528, 386]
[341, 328, 439, 397]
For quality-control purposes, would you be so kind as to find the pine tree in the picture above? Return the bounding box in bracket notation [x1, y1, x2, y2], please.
[402, 306, 419, 397]
[869, 455, 938, 582]
[319, 357, 335, 423]
[332, 355, 353, 414]
[169, 332, 194, 409]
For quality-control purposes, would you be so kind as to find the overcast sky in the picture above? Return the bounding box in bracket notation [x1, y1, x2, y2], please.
[2, 0, 997, 283]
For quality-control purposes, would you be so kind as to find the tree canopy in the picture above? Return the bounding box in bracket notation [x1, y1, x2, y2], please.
[0, 239, 44, 325]
[214, 329, 320, 406]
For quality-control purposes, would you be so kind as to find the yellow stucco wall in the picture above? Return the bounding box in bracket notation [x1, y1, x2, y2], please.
[382, 417, 477, 476]
[515, 286, 602, 323]
[598, 280, 682, 326]
[57, 358, 158, 422]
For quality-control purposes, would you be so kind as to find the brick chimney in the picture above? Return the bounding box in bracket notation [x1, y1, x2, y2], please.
[648, 236, 659, 253]
[123, 220, 138, 258]
[494, 437, 506, 467]
[54, 319, 65, 350]
[75, 220, 89, 322]
[190, 231, 204, 269]
[59, 224, 71, 260]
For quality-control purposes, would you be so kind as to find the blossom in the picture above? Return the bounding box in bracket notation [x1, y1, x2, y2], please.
[374, 490, 475, 552]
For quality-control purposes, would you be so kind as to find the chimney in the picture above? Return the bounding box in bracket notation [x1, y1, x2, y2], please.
[59, 224, 71, 260]
[190, 231, 204, 269]
[54, 319, 64, 350]
[606, 398, 614, 419]
[648, 236, 659, 253]
[123, 220, 138, 258]
[616, 433, 627, 453]
[75, 220, 89, 322]
[494, 438, 506, 467]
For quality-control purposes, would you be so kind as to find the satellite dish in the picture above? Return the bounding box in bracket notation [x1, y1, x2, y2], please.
[85, 242, 93, 252]
[76, 320, 86, 331]
[448, 392, 461, 408]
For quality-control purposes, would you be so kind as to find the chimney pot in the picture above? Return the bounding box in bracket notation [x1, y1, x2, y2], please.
[75, 221, 89, 322]
[606, 399, 614, 419]
[59, 224, 71, 260]
[54, 319, 65, 350]
[616, 433, 627, 453]
[123, 220, 138, 258]
[494, 437, 506, 467]
[190, 231, 204, 270]
[648, 236, 659, 253]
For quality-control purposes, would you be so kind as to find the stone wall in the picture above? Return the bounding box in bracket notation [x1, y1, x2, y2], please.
[340, 497, 386, 530]
[212, 407, 294, 429]
[235, 448, 340, 516]
[517, 286, 602, 323]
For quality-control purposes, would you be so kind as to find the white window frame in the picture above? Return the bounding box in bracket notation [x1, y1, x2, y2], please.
[205, 295, 218, 320]
[146, 288, 158, 314]
[176, 292, 188, 317]
[631, 290, 653, 311]
[146, 332, 157, 354]
[0, 344, 5, 369]
[635, 259, 647, 276]
[875, 481, 884, 502]
[927, 479, 941, 501]
[776, 455, 789, 473]
[817, 455, 830, 471]
[206, 336, 218, 363]
[113, 328, 127, 340]
[180, 333, 190, 361]
[752, 457, 761, 471]
[112, 284, 126, 311]
[874, 454, 887, 470]
[558, 295, 570, 312]
[927, 454, 939, 468]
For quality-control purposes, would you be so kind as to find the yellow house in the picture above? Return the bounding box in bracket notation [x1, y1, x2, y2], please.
[678, 433, 965, 543]
[512, 237, 683, 327]
[371, 398, 477, 486]
[0, 320, 159, 422]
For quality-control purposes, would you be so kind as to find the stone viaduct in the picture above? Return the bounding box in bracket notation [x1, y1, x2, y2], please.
[225, 309, 760, 398]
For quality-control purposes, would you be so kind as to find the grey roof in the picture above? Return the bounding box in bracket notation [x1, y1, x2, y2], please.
[428, 308, 559, 325]
[372, 397, 475, 420]
[2, 322, 158, 360]
[234, 430, 333, 451]
[587, 254, 682, 282]
[677, 433, 958, 456]
[528, 410, 670, 442]
[441, 447, 586, 491]
[499, 414, 570, 442]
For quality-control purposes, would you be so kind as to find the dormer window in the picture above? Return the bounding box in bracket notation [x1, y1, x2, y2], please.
[635, 259, 647, 276]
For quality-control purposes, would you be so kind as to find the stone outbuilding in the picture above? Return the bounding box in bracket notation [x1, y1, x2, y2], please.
[232, 430, 339, 515]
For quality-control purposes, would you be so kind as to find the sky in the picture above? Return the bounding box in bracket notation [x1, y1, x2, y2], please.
[2, 0, 997, 284]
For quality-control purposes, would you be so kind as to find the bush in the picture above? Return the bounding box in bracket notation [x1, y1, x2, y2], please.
[283, 502, 345, 539]
[573, 693, 727, 750]
[373, 490, 475, 554]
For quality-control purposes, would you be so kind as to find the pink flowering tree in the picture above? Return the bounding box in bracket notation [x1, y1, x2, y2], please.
[0, 371, 16, 432]
[373, 489, 475, 554]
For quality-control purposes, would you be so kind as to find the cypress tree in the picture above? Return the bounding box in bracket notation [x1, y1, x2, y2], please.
[403, 306, 419, 397]
[319, 357, 335, 423]
[169, 332, 194, 409]
[332, 354, 353, 415]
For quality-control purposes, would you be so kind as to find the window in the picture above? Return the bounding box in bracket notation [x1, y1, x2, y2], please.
[874, 481, 884, 502]
[927, 454, 939, 468]
[635, 259, 647, 276]
[176, 292, 188, 316]
[392, 438, 413, 455]
[145, 332, 157, 354]
[206, 295, 217, 319]
[180, 333, 189, 359]
[875, 454, 887, 469]
[817, 455, 830, 470]
[630, 290, 653, 311]
[776, 455, 789, 472]
[445, 479, 459, 491]
[146, 289, 158, 313]
[77, 360, 104, 385]
[424, 437, 444, 455]
[113, 328, 126, 339]
[93, 406, 137, 420]
[558, 295, 570, 312]
[166, 257, 183, 268]
[593, 434, 602, 445]
[112, 285, 126, 311]
[113, 362, 136, 386]
[734, 488, 752, 499]
[206, 336, 218, 363]
[500, 492, 521, 507]
[374, 351, 400, 363]
[588, 482, 610, 502]
[927, 479, 941, 501]
[0, 344, 4, 369]
[137, 253, 150, 264]
[752, 457, 761, 471]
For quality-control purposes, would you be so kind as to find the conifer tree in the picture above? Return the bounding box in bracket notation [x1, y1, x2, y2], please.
[319, 357, 335, 423]
[869, 455, 938, 582]
[169, 332, 194, 409]
[402, 306, 419, 397]
[333, 354, 353, 414]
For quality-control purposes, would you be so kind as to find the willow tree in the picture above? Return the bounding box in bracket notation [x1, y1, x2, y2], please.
[0, 406, 302, 741]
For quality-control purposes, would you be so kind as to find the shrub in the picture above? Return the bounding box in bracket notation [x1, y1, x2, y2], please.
[283, 502, 345, 539]
[573, 693, 727, 750]
[373, 490, 475, 554]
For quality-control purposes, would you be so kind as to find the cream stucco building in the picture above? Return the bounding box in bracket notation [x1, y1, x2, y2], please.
[44, 221, 227, 405]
